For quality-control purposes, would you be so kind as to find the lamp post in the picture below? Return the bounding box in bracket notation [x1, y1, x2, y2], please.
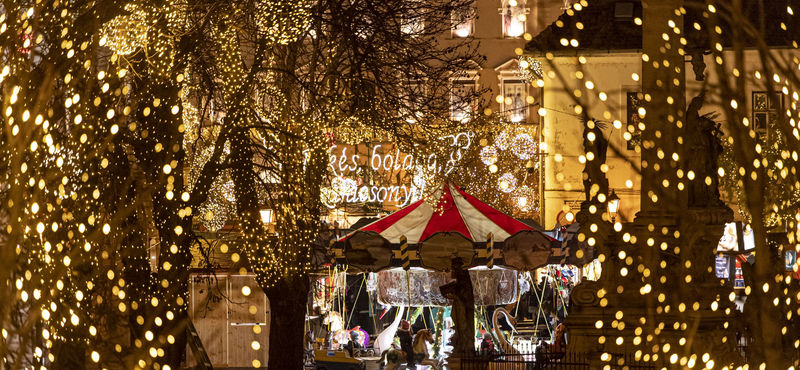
[607, 189, 620, 223]
[260, 208, 274, 224]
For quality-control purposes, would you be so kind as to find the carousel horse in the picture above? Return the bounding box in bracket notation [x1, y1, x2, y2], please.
[379, 329, 439, 370]
[411, 329, 440, 370]
[378, 347, 407, 370]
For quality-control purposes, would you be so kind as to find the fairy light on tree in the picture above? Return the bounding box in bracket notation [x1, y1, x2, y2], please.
[519, 0, 800, 369]
[4, 0, 797, 369]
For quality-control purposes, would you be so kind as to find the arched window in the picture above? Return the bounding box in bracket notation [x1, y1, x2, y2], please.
[452, 3, 475, 38]
[500, 0, 528, 38]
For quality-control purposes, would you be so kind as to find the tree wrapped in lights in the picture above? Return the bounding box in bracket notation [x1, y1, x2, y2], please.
[521, 0, 800, 368]
[719, 114, 800, 229]
[0, 1, 213, 370]
[165, 0, 484, 369]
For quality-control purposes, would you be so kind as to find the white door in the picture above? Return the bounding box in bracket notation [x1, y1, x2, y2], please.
[190, 275, 229, 367]
[228, 275, 270, 367]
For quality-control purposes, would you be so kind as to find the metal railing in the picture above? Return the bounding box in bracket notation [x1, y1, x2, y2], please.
[460, 350, 660, 370]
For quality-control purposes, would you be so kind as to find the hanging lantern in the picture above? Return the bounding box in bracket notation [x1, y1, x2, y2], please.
[512, 185, 537, 212]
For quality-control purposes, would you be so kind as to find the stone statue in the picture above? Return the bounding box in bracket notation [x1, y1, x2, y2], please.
[440, 257, 475, 356]
[686, 93, 725, 207]
[688, 49, 709, 81]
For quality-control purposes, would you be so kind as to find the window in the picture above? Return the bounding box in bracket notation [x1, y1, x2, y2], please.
[451, 4, 475, 38]
[451, 79, 478, 122]
[625, 92, 643, 150]
[502, 80, 528, 123]
[752, 91, 783, 142]
[401, 0, 425, 35]
[500, 0, 528, 38]
[401, 80, 427, 123]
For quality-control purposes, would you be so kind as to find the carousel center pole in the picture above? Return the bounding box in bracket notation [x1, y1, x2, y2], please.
[401, 235, 411, 320]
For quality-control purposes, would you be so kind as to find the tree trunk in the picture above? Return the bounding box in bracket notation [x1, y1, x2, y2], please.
[752, 227, 789, 367]
[265, 276, 310, 369]
[51, 341, 85, 370]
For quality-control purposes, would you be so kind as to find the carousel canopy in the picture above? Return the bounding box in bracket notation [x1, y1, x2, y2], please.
[343, 182, 539, 244]
[335, 182, 557, 272]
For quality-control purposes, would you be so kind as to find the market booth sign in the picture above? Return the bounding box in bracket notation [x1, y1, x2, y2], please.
[376, 267, 518, 307]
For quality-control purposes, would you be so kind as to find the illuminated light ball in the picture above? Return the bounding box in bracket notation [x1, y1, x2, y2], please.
[253, 360, 261, 368]
[511, 133, 537, 160]
[412, 171, 426, 189]
[100, 6, 149, 55]
[331, 177, 357, 197]
[222, 180, 237, 202]
[342, 178, 358, 196]
[480, 146, 498, 165]
[494, 131, 511, 151]
[358, 186, 370, 202]
[320, 187, 340, 207]
[251, 341, 261, 350]
[242, 286, 252, 296]
[497, 173, 517, 193]
[565, 212, 575, 222]
[488, 164, 498, 173]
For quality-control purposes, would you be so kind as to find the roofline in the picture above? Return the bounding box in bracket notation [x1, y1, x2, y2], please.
[523, 49, 643, 57]
[524, 44, 796, 58]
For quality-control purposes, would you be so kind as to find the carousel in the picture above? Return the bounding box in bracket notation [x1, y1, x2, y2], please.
[308, 182, 578, 370]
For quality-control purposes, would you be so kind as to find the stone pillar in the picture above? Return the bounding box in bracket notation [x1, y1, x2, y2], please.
[639, 0, 686, 216]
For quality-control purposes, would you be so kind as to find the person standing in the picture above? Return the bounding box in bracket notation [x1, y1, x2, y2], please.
[397, 320, 415, 366]
[480, 333, 496, 355]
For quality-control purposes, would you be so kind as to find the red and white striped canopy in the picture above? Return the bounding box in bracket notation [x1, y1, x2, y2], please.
[344, 182, 538, 244]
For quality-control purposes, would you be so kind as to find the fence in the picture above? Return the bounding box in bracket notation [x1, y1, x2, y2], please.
[460, 350, 660, 370]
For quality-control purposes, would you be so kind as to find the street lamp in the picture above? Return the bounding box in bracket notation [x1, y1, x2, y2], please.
[607, 189, 621, 223]
[260, 208, 274, 224]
